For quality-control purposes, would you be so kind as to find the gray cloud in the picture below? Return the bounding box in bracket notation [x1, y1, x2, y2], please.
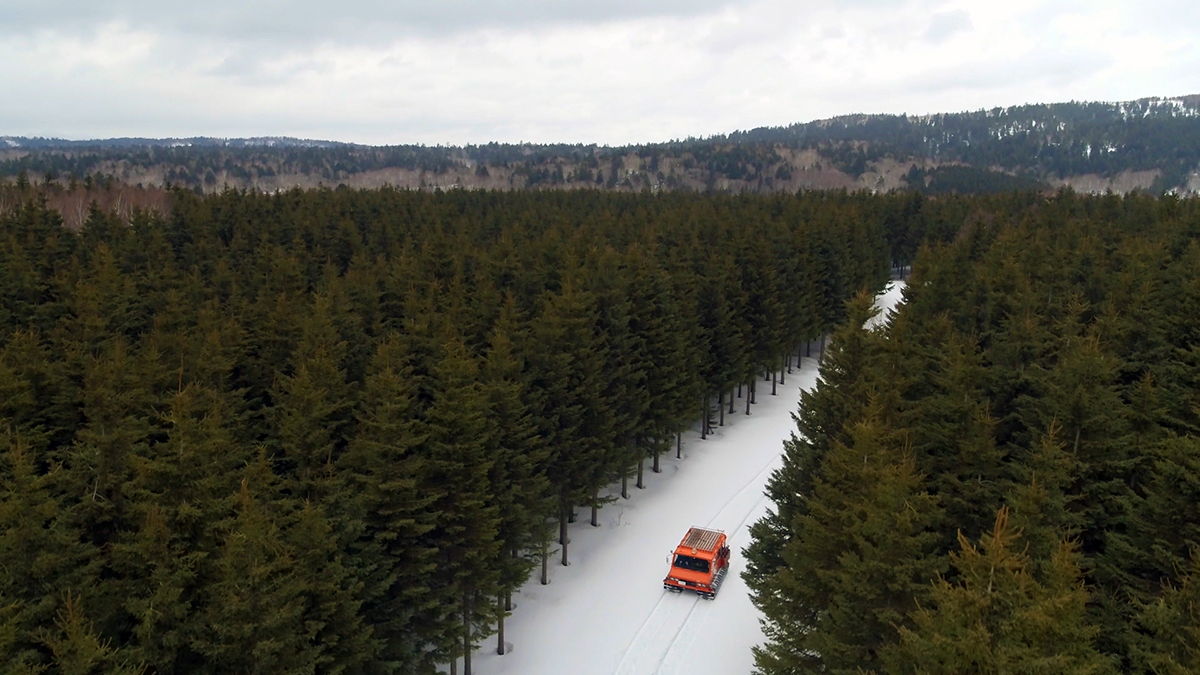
[924, 10, 971, 44]
[1, 0, 1197, 145]
[1, 0, 736, 44]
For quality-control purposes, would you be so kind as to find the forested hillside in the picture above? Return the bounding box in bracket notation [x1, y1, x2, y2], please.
[745, 191, 1200, 674]
[1, 186, 908, 674]
[3, 95, 1198, 196]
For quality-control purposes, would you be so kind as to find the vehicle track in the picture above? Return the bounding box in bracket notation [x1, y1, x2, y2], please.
[614, 447, 785, 675]
[612, 593, 700, 675]
[705, 449, 783, 533]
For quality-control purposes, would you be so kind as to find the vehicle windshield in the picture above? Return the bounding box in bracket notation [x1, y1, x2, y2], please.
[673, 554, 710, 573]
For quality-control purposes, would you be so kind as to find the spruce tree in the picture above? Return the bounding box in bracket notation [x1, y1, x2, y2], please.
[338, 333, 437, 673]
[880, 508, 1112, 675]
[113, 385, 247, 673]
[0, 429, 98, 673]
[749, 408, 944, 675]
[197, 457, 369, 675]
[40, 592, 145, 675]
[1135, 550, 1200, 675]
[522, 279, 607, 566]
[479, 296, 551, 653]
[419, 336, 501, 673]
[269, 292, 356, 503]
[744, 292, 886, 587]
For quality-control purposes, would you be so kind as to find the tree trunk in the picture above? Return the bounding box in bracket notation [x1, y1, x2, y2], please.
[591, 489, 599, 527]
[451, 658, 457, 675]
[559, 499, 568, 566]
[746, 380, 752, 415]
[728, 387, 735, 413]
[676, 432, 681, 459]
[560, 503, 570, 566]
[806, 341, 811, 357]
[701, 395, 708, 439]
[463, 593, 473, 675]
[637, 455, 644, 489]
[622, 472, 628, 499]
[737, 383, 742, 398]
[541, 540, 549, 585]
[497, 594, 506, 655]
[772, 368, 777, 395]
[653, 445, 661, 473]
[786, 350, 792, 374]
[819, 334, 826, 361]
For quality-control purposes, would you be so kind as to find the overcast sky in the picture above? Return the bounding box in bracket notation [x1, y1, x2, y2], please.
[2, 0, 1197, 146]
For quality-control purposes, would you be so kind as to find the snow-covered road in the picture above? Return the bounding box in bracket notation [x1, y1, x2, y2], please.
[470, 280, 907, 675]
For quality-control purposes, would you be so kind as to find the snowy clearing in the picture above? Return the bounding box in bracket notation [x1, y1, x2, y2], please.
[468, 280, 907, 675]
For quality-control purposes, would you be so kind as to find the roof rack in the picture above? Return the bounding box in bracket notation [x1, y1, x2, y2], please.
[681, 527, 724, 552]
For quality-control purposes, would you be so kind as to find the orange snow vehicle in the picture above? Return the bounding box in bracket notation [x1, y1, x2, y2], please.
[662, 527, 731, 599]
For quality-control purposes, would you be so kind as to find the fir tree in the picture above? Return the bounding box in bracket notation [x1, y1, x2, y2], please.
[337, 333, 437, 673]
[479, 296, 551, 654]
[744, 292, 887, 587]
[39, 592, 144, 675]
[197, 458, 368, 675]
[419, 336, 501, 673]
[749, 408, 944, 675]
[1135, 550, 1200, 675]
[0, 429, 98, 673]
[880, 508, 1112, 675]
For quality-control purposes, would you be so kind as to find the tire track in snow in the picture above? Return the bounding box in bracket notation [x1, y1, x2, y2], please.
[613, 593, 699, 675]
[705, 447, 783, 533]
[620, 430, 788, 675]
[655, 458, 779, 675]
[654, 597, 711, 675]
[656, 286, 904, 675]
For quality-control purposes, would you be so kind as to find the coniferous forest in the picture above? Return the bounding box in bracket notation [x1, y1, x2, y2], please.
[0, 185, 899, 674]
[3, 183, 1199, 675]
[744, 190, 1200, 675]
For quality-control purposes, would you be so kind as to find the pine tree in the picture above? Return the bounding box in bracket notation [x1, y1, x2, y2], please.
[744, 292, 887, 588]
[197, 458, 368, 675]
[880, 508, 1112, 675]
[479, 297, 551, 654]
[419, 336, 501, 673]
[0, 429, 98, 673]
[1135, 550, 1200, 675]
[39, 592, 144, 675]
[269, 292, 355, 503]
[337, 333, 437, 673]
[749, 408, 944, 675]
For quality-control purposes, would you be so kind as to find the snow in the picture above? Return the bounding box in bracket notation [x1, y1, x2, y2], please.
[465, 280, 907, 675]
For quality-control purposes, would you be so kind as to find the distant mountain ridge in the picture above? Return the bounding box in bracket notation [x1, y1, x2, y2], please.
[3, 94, 1199, 195]
[1, 136, 351, 149]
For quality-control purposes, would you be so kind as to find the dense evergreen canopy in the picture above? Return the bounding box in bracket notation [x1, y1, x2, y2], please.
[0, 185, 895, 674]
[744, 190, 1200, 675]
